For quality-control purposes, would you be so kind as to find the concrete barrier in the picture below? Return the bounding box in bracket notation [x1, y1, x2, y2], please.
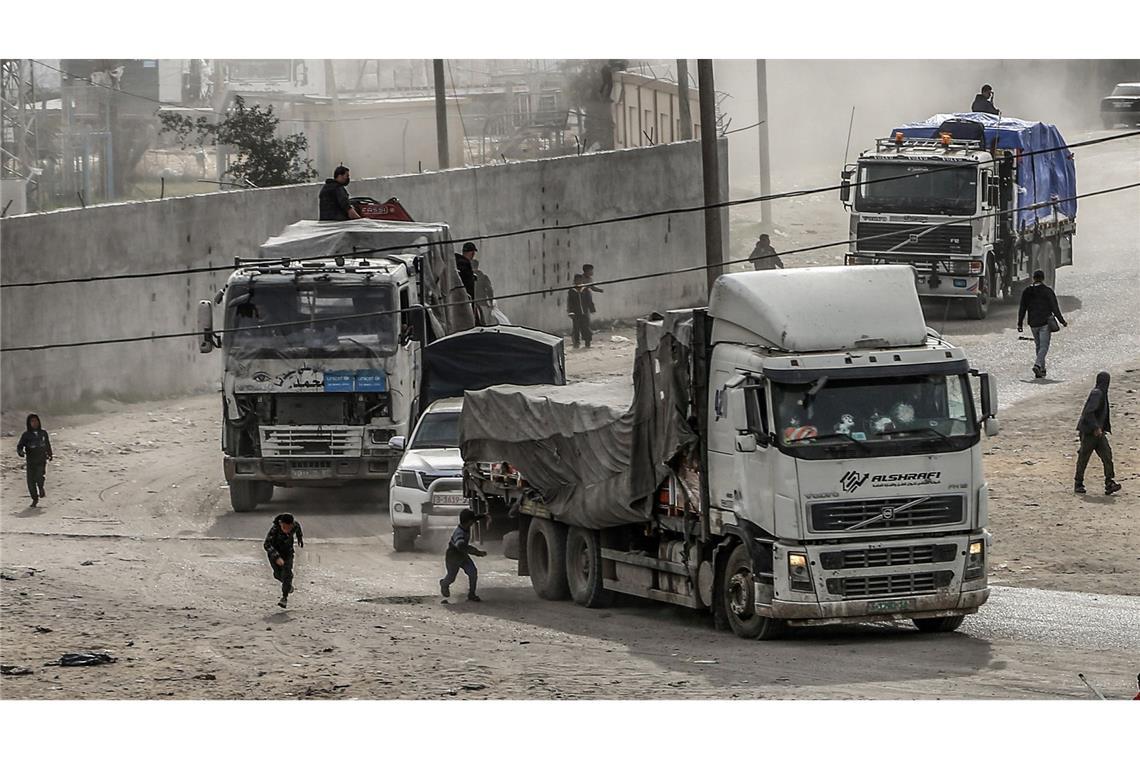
[1, 140, 727, 411]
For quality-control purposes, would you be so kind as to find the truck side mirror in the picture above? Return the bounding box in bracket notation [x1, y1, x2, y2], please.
[197, 300, 216, 354]
[734, 433, 757, 453]
[984, 417, 999, 437]
[980, 372, 998, 419]
[839, 168, 854, 205]
[726, 387, 747, 429]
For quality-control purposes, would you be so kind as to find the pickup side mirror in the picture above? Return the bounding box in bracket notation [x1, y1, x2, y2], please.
[197, 300, 216, 354]
[388, 436, 406, 451]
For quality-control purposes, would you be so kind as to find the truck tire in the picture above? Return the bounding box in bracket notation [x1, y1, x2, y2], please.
[565, 526, 613, 608]
[392, 526, 417, 553]
[526, 518, 570, 601]
[912, 615, 965, 633]
[255, 481, 274, 505]
[721, 544, 785, 640]
[962, 288, 989, 320]
[229, 480, 258, 512]
[1042, 241, 1058, 288]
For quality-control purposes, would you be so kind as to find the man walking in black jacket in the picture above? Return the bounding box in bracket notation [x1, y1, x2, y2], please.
[16, 413, 53, 506]
[1017, 269, 1067, 378]
[439, 509, 488, 602]
[1074, 372, 1121, 496]
[318, 166, 361, 221]
[264, 513, 304, 608]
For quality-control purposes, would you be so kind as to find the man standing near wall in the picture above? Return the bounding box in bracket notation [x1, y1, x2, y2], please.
[318, 166, 361, 221]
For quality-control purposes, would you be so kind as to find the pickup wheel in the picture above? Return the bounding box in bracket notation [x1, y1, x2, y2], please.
[229, 480, 258, 512]
[722, 544, 785, 640]
[565, 527, 613, 608]
[912, 615, 965, 633]
[392, 527, 417, 553]
[527, 518, 570, 601]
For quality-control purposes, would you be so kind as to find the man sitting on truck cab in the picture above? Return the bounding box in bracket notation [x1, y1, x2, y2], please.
[971, 85, 1000, 116]
[319, 165, 361, 221]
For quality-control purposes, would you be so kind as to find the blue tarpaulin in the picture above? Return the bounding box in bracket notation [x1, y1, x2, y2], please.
[893, 113, 1076, 231]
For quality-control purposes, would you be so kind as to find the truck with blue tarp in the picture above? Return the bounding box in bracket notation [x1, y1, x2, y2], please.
[840, 113, 1077, 319]
[196, 213, 475, 511]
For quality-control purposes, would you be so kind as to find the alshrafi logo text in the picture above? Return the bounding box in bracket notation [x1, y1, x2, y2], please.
[841, 471, 942, 492]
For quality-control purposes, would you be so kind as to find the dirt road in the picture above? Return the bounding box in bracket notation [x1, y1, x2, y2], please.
[2, 339, 1136, 700]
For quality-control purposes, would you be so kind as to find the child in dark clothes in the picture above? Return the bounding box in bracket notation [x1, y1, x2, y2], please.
[264, 513, 304, 608]
[439, 508, 488, 603]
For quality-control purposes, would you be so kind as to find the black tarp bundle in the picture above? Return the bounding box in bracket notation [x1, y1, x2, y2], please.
[459, 312, 698, 529]
[423, 326, 565, 406]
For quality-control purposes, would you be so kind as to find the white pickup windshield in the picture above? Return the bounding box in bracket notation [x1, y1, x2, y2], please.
[411, 411, 460, 449]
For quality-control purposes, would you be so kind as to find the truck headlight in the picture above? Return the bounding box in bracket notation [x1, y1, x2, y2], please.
[394, 470, 423, 490]
[788, 552, 813, 592]
[965, 540, 985, 580]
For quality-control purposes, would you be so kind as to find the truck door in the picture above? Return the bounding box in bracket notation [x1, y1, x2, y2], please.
[708, 372, 776, 533]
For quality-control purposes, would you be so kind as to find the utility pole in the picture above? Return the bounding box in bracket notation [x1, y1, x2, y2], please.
[433, 59, 450, 170]
[676, 59, 693, 140]
[211, 59, 227, 184]
[324, 60, 346, 171]
[755, 59, 772, 231]
[697, 60, 723, 296]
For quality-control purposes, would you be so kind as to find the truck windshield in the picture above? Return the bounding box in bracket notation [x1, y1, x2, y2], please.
[856, 162, 978, 215]
[770, 373, 977, 459]
[411, 411, 460, 449]
[224, 281, 397, 359]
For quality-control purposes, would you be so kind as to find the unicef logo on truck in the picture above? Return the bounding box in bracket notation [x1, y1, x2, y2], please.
[840, 471, 870, 493]
[322, 370, 388, 392]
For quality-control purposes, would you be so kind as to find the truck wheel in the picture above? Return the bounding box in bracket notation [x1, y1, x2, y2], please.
[229, 481, 258, 512]
[963, 288, 989, 320]
[254, 482, 274, 504]
[722, 544, 785, 640]
[913, 615, 965, 633]
[1041, 242, 1057, 288]
[565, 526, 613, 608]
[526, 518, 570, 601]
[392, 527, 417, 553]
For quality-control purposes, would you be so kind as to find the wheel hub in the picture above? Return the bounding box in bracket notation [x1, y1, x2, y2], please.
[727, 569, 754, 618]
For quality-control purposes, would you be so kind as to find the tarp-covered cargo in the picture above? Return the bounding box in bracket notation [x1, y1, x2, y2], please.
[459, 312, 698, 529]
[423, 325, 566, 406]
[893, 113, 1076, 230]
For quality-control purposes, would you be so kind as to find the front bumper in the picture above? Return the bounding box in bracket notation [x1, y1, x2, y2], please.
[769, 588, 989, 627]
[224, 455, 396, 483]
[389, 477, 470, 532]
[848, 254, 984, 299]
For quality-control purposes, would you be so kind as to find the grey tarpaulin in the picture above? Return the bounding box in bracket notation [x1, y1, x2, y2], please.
[460, 311, 699, 529]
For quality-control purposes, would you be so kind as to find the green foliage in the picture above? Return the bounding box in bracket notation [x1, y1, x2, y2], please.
[159, 96, 317, 187]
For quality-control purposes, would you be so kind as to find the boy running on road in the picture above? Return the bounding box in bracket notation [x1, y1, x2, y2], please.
[440, 508, 488, 603]
[264, 513, 304, 608]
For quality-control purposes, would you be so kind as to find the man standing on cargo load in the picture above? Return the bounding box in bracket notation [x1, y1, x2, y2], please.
[971, 84, 1001, 116]
[1017, 269, 1067, 378]
[318, 165, 361, 221]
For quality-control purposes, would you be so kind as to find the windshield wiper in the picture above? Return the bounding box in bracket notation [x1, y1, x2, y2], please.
[798, 431, 870, 450]
[874, 427, 954, 443]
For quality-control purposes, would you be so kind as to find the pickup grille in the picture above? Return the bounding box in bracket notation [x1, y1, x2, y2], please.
[810, 496, 964, 532]
[827, 570, 953, 599]
[260, 426, 362, 457]
[857, 223, 972, 256]
[420, 473, 461, 490]
[819, 543, 957, 570]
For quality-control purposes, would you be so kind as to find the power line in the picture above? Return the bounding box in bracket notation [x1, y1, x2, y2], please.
[3, 180, 1135, 354]
[4, 128, 1135, 291]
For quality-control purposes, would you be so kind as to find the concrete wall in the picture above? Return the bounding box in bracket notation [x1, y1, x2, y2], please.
[1, 139, 728, 411]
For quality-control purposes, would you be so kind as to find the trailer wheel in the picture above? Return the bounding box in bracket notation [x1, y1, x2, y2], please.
[527, 518, 570, 600]
[912, 615, 965, 633]
[565, 527, 613, 608]
[229, 480, 258, 512]
[392, 527, 416, 553]
[722, 544, 785, 640]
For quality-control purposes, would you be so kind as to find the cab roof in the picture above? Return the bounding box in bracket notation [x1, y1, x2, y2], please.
[259, 219, 452, 260]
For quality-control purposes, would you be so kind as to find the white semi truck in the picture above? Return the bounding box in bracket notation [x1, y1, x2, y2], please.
[198, 217, 473, 512]
[462, 266, 997, 638]
[841, 113, 1076, 319]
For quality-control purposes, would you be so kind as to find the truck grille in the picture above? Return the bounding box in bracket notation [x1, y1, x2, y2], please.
[819, 543, 957, 570]
[827, 571, 953, 599]
[810, 495, 964, 532]
[857, 222, 972, 256]
[260, 426, 362, 457]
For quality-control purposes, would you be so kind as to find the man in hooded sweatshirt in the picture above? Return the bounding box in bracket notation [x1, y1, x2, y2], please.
[16, 413, 53, 506]
[971, 84, 1000, 116]
[264, 513, 304, 608]
[1074, 371, 1121, 496]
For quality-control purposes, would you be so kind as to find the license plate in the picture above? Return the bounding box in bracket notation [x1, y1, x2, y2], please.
[432, 494, 468, 506]
[867, 599, 914, 613]
[291, 469, 329, 479]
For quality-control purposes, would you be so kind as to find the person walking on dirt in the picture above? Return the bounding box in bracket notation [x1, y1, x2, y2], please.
[1074, 371, 1122, 496]
[567, 274, 592, 349]
[264, 513, 304, 608]
[439, 508, 488, 603]
[1017, 269, 1067, 378]
[16, 413, 52, 507]
[749, 234, 784, 271]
